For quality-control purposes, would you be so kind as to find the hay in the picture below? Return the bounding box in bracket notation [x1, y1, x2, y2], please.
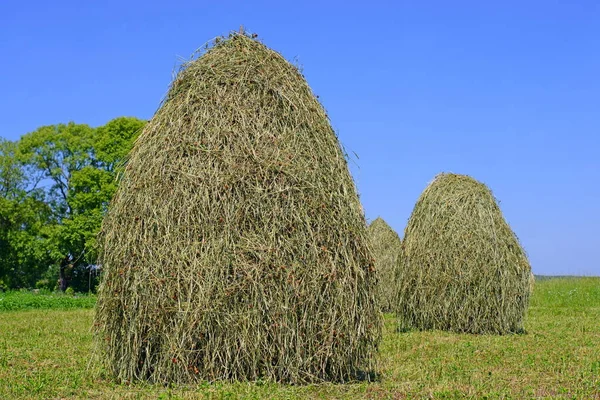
[94, 32, 381, 384]
[529, 271, 535, 295]
[396, 173, 531, 334]
[367, 217, 402, 312]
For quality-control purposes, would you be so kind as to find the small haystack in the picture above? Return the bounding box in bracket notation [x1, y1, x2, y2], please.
[396, 173, 531, 334]
[368, 217, 402, 312]
[94, 32, 381, 384]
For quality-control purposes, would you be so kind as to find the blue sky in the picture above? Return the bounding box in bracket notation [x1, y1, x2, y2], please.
[1, 1, 598, 275]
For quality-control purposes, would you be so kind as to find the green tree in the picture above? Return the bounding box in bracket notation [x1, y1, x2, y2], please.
[0, 139, 52, 288]
[17, 117, 145, 291]
[95, 116, 145, 172]
[18, 122, 96, 291]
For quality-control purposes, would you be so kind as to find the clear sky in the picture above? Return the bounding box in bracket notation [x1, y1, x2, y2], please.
[0, 1, 598, 275]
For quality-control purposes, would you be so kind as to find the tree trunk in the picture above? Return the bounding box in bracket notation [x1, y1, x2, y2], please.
[58, 257, 70, 291]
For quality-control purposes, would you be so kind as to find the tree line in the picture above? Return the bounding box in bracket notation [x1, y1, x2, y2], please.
[0, 117, 145, 292]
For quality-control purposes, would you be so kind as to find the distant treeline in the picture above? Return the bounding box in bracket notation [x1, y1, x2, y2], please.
[0, 117, 145, 292]
[534, 275, 597, 281]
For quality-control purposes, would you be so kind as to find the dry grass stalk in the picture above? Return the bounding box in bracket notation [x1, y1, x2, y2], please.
[529, 271, 535, 295]
[396, 173, 531, 334]
[368, 217, 402, 312]
[94, 32, 381, 384]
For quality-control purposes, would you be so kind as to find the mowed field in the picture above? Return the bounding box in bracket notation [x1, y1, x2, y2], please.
[0, 278, 599, 399]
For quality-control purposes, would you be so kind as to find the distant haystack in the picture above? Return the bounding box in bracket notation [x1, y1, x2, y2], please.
[368, 217, 402, 312]
[397, 173, 531, 334]
[94, 33, 381, 384]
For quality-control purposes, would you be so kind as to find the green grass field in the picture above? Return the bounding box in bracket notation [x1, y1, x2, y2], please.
[0, 277, 599, 399]
[0, 290, 96, 311]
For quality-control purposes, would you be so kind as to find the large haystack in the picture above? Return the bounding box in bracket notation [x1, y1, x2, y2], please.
[368, 217, 402, 312]
[94, 33, 381, 384]
[396, 173, 531, 334]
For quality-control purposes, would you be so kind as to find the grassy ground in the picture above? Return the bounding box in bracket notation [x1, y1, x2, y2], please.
[0, 290, 96, 311]
[0, 278, 598, 399]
